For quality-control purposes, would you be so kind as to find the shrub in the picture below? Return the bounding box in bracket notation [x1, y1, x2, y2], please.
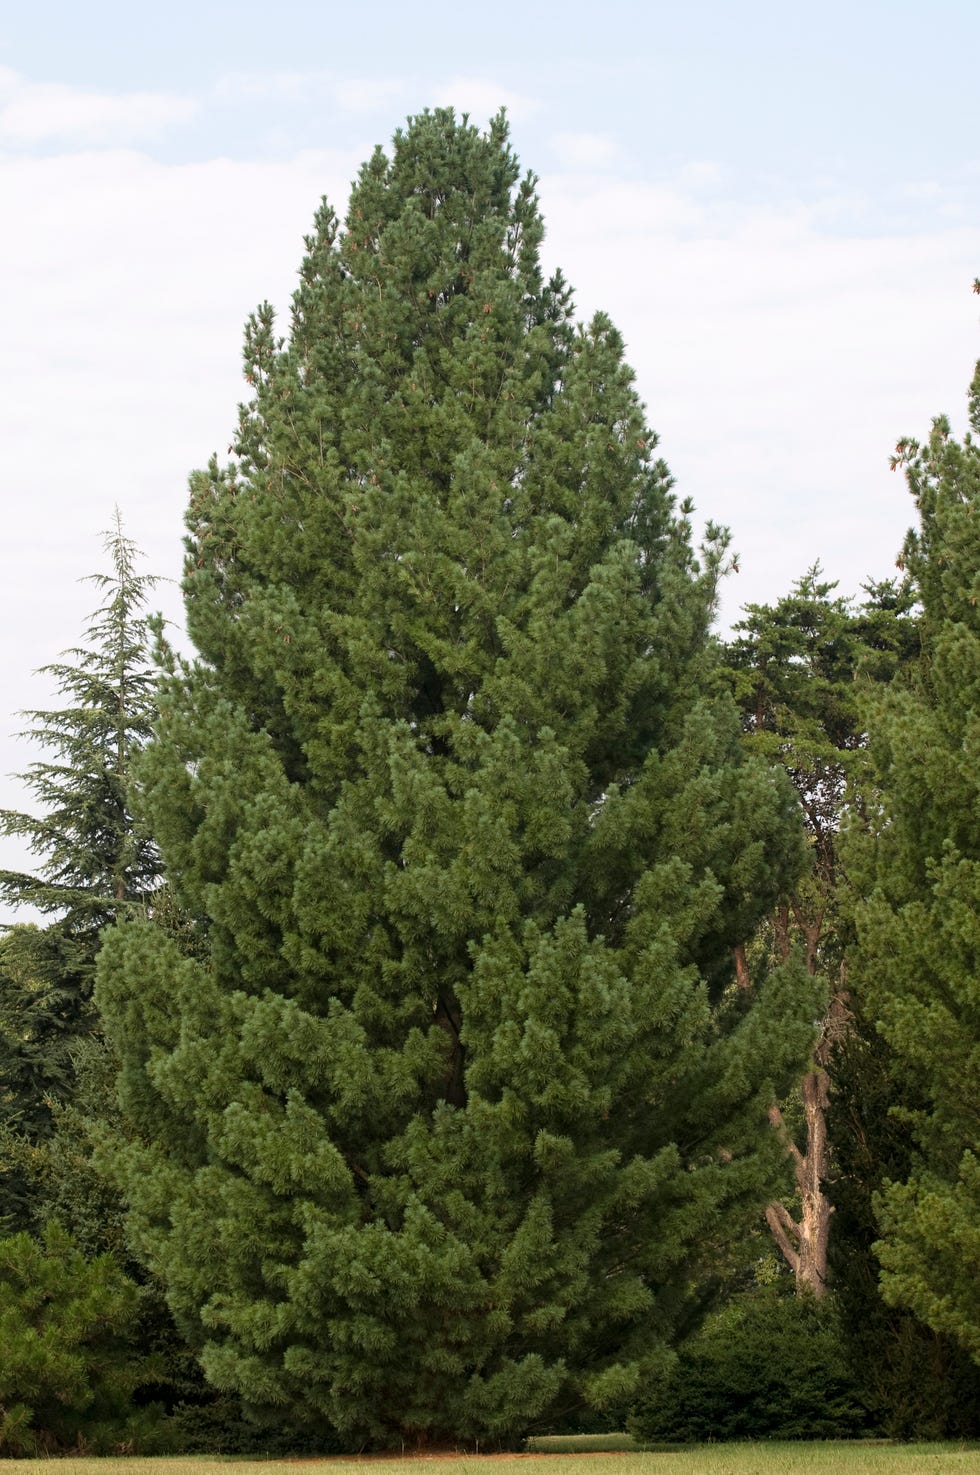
[628, 1289, 867, 1442]
[0, 1221, 161, 1454]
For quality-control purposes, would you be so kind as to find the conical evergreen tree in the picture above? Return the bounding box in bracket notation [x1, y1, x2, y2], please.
[96, 110, 815, 1446]
[0, 514, 160, 1223]
[0, 510, 160, 932]
[854, 350, 980, 1362]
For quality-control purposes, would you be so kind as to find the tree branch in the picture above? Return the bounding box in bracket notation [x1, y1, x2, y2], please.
[765, 1201, 801, 1276]
[768, 1103, 805, 1170]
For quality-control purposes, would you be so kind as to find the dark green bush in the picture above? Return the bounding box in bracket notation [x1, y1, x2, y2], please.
[0, 1221, 162, 1454]
[160, 1396, 349, 1455]
[628, 1289, 867, 1443]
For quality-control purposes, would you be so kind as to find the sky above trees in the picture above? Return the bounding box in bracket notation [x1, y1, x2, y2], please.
[2, 0, 980, 909]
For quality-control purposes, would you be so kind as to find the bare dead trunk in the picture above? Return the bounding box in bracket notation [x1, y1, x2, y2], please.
[735, 936, 844, 1297]
[762, 955, 848, 1297]
[765, 1069, 832, 1296]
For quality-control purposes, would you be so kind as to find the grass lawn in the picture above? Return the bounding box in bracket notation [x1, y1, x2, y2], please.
[11, 1445, 980, 1475]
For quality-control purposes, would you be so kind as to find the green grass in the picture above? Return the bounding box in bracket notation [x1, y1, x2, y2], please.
[527, 1434, 639, 1452]
[10, 1445, 980, 1475]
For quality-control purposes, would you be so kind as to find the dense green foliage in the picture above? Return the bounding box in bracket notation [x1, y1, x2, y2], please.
[854, 367, 980, 1361]
[95, 111, 814, 1446]
[829, 1015, 980, 1437]
[724, 565, 917, 986]
[628, 1289, 866, 1442]
[0, 926, 86, 1146]
[0, 1221, 158, 1455]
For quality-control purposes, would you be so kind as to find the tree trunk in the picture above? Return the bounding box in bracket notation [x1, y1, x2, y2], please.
[765, 1069, 832, 1296]
[764, 964, 848, 1298]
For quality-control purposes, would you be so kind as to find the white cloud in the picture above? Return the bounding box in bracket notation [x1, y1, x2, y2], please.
[551, 131, 618, 170]
[212, 71, 405, 116]
[901, 179, 945, 202]
[0, 66, 196, 145]
[212, 70, 312, 104]
[432, 75, 540, 124]
[333, 78, 408, 115]
[537, 169, 980, 626]
[678, 160, 724, 189]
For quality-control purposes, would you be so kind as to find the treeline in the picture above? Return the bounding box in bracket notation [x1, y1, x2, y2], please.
[2, 110, 979, 1454]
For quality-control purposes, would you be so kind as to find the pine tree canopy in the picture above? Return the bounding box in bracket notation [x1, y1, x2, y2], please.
[95, 110, 815, 1446]
[855, 359, 980, 1362]
[722, 567, 917, 978]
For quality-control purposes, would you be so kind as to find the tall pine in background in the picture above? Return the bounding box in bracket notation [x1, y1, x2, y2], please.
[0, 510, 160, 931]
[96, 111, 815, 1447]
[724, 570, 917, 1297]
[0, 514, 160, 1225]
[725, 569, 868, 1295]
[721, 570, 980, 1437]
[854, 345, 980, 1363]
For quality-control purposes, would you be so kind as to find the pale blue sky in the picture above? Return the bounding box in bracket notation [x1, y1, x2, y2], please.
[2, 0, 979, 910]
[5, 0, 979, 205]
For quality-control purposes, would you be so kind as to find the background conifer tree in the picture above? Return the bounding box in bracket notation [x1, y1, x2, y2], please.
[96, 110, 815, 1447]
[854, 350, 980, 1362]
[0, 510, 160, 930]
[828, 1005, 980, 1435]
[721, 572, 980, 1435]
[0, 514, 160, 1225]
[724, 569, 916, 1295]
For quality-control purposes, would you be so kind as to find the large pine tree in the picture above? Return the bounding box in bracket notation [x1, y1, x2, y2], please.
[854, 349, 980, 1362]
[96, 110, 815, 1446]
